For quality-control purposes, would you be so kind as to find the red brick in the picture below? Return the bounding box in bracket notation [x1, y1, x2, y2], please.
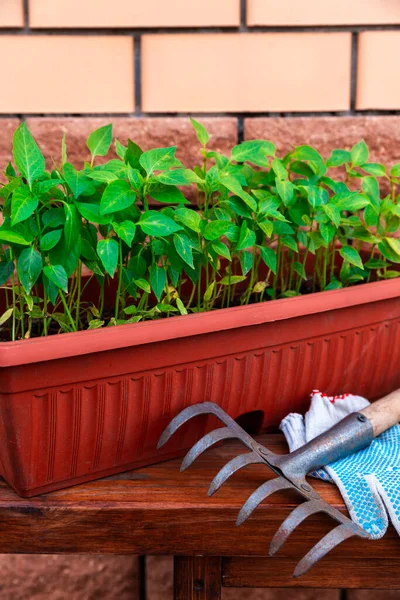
[245, 116, 400, 167]
[25, 117, 238, 169]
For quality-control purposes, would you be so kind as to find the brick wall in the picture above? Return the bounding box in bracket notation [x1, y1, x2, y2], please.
[2, 0, 400, 169]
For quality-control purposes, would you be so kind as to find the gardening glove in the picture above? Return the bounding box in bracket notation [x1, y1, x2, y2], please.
[280, 390, 400, 539]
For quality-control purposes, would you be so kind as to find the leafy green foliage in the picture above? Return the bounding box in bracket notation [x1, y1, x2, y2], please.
[1, 121, 399, 341]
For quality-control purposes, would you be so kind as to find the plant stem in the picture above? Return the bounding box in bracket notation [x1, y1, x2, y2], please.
[115, 242, 123, 320]
[59, 290, 77, 332]
[75, 260, 82, 329]
[43, 287, 48, 336]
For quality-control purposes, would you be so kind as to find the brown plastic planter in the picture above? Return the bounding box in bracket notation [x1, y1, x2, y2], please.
[0, 279, 399, 497]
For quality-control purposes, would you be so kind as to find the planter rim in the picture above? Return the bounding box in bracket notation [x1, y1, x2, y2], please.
[0, 279, 399, 368]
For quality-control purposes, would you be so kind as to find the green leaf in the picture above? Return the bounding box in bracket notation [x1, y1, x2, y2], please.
[361, 176, 379, 202]
[12, 122, 45, 188]
[87, 170, 118, 184]
[174, 207, 201, 232]
[211, 240, 231, 261]
[282, 235, 298, 252]
[17, 246, 42, 293]
[43, 264, 68, 292]
[365, 258, 388, 269]
[150, 265, 166, 301]
[190, 118, 209, 147]
[240, 250, 253, 275]
[173, 232, 194, 268]
[100, 180, 136, 215]
[113, 220, 136, 246]
[236, 222, 256, 251]
[322, 204, 341, 228]
[42, 208, 65, 229]
[0, 307, 13, 327]
[334, 193, 370, 212]
[339, 246, 364, 269]
[155, 169, 202, 186]
[306, 186, 328, 209]
[176, 297, 188, 315]
[219, 275, 246, 285]
[139, 147, 177, 176]
[64, 204, 81, 253]
[259, 246, 277, 274]
[204, 281, 215, 302]
[127, 166, 143, 192]
[0, 261, 14, 285]
[320, 222, 336, 245]
[122, 140, 142, 170]
[276, 179, 295, 207]
[0, 227, 30, 246]
[218, 174, 257, 211]
[271, 158, 288, 180]
[11, 186, 38, 226]
[75, 202, 113, 225]
[351, 140, 368, 166]
[384, 237, 400, 258]
[134, 278, 151, 293]
[231, 140, 275, 167]
[40, 229, 62, 252]
[361, 163, 386, 177]
[326, 149, 351, 167]
[88, 319, 105, 330]
[150, 184, 188, 204]
[258, 219, 273, 238]
[390, 163, 400, 177]
[63, 163, 95, 199]
[292, 145, 324, 164]
[97, 238, 119, 277]
[139, 211, 182, 236]
[115, 140, 127, 160]
[87, 124, 112, 161]
[203, 220, 233, 241]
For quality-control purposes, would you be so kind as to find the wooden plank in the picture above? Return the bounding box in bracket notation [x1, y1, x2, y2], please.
[0, 435, 397, 562]
[174, 556, 221, 599]
[222, 557, 400, 589]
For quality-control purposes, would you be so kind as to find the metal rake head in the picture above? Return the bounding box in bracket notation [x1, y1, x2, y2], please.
[158, 402, 370, 578]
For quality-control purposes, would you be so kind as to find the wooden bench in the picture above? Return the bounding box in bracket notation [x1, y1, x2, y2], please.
[0, 434, 399, 598]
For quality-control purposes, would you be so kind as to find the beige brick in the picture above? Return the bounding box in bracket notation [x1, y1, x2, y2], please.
[357, 32, 400, 110]
[0, 36, 134, 114]
[245, 116, 400, 167]
[29, 0, 239, 28]
[247, 0, 400, 26]
[25, 117, 238, 169]
[0, 0, 23, 27]
[142, 33, 352, 113]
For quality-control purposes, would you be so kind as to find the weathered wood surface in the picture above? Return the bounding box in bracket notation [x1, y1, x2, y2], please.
[0, 434, 398, 588]
[174, 556, 222, 599]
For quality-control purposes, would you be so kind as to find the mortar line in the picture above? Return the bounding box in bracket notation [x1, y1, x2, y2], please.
[134, 34, 142, 114]
[350, 32, 359, 113]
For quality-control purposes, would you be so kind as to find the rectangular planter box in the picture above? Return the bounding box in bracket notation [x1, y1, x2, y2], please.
[0, 279, 399, 497]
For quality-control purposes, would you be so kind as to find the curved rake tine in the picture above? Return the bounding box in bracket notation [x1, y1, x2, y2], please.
[181, 427, 234, 471]
[293, 523, 359, 578]
[208, 452, 264, 496]
[269, 500, 342, 556]
[158, 402, 239, 450]
[236, 477, 293, 526]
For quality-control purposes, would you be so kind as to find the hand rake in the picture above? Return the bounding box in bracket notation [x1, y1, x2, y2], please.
[158, 390, 400, 577]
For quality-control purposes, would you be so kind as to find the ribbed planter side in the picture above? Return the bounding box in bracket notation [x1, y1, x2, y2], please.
[0, 280, 399, 496]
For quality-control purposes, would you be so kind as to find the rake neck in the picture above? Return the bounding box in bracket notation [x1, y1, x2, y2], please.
[278, 412, 374, 487]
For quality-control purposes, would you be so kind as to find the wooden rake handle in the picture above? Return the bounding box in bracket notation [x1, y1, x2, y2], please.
[361, 388, 400, 437]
